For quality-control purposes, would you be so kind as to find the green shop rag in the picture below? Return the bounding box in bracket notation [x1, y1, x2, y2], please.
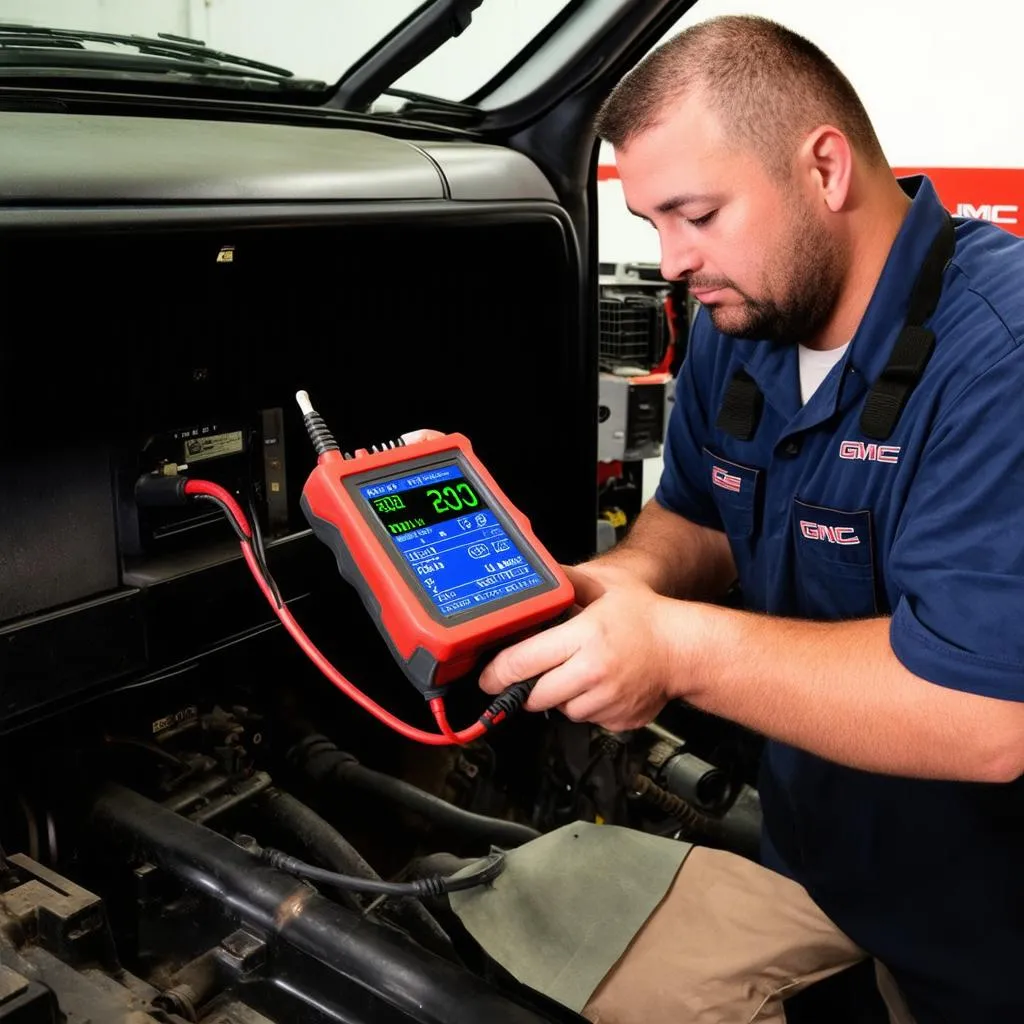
[449, 820, 692, 1013]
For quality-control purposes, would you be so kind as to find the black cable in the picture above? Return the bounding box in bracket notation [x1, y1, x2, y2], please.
[192, 493, 249, 544]
[247, 494, 283, 608]
[192, 491, 284, 609]
[254, 790, 457, 960]
[248, 499, 268, 563]
[260, 845, 506, 898]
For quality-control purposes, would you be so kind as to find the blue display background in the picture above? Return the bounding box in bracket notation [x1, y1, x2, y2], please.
[359, 464, 545, 617]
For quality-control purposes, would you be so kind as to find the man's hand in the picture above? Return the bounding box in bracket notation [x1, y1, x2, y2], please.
[400, 428, 446, 444]
[478, 563, 680, 732]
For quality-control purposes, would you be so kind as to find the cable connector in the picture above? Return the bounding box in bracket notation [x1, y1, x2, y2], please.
[134, 473, 188, 507]
[295, 389, 340, 459]
[480, 677, 538, 731]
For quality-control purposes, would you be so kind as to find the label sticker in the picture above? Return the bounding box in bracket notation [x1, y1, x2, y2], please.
[182, 430, 244, 463]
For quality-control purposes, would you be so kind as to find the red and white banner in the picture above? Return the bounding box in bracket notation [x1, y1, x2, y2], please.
[892, 167, 1022, 235]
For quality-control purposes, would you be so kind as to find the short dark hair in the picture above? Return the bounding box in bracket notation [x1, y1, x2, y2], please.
[595, 15, 886, 175]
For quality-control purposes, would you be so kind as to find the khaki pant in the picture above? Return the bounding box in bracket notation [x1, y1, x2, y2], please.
[582, 846, 917, 1024]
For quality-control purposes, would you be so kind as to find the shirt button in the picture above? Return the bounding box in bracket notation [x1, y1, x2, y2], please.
[781, 439, 802, 457]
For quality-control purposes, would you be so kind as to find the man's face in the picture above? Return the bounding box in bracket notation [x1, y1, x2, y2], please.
[615, 93, 846, 345]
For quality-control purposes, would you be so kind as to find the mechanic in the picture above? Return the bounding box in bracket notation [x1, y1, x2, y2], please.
[466, 13, 1024, 1024]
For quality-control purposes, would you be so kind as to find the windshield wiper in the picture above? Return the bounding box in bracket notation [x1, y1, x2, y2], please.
[0, 25, 326, 88]
[376, 87, 482, 125]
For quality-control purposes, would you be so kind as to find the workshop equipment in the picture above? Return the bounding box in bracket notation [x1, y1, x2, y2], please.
[598, 371, 672, 463]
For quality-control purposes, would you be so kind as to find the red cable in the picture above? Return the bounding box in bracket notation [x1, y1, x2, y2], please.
[186, 479, 252, 538]
[182, 479, 487, 746]
[429, 697, 464, 743]
[654, 293, 679, 375]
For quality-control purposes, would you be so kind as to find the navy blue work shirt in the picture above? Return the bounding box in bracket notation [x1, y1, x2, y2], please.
[656, 175, 1024, 1022]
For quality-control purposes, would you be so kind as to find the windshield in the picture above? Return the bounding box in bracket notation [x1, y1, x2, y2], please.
[0, 0, 572, 103]
[389, 1, 574, 103]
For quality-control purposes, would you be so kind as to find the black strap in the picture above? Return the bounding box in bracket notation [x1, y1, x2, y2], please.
[716, 368, 763, 441]
[860, 216, 956, 440]
[712, 216, 956, 444]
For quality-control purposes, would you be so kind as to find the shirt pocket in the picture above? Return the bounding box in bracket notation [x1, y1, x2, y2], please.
[792, 499, 879, 620]
[702, 447, 761, 540]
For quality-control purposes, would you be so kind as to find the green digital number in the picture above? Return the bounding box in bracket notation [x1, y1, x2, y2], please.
[426, 488, 447, 514]
[455, 482, 479, 508]
[388, 517, 425, 535]
[427, 483, 481, 514]
[374, 495, 406, 513]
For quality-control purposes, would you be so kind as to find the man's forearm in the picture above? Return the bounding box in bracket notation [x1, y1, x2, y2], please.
[596, 499, 736, 600]
[671, 605, 1024, 783]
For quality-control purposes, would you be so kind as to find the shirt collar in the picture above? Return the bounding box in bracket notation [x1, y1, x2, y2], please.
[844, 174, 950, 386]
[737, 174, 950, 428]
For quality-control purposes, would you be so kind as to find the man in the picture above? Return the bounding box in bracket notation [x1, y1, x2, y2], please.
[475, 13, 1024, 1024]
[409, 14, 1024, 1021]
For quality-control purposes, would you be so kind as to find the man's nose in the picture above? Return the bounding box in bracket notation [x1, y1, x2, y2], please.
[660, 231, 702, 282]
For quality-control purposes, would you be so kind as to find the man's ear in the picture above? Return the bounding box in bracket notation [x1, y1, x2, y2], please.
[798, 124, 853, 213]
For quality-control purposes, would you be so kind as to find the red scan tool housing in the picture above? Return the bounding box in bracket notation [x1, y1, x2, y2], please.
[299, 432, 575, 695]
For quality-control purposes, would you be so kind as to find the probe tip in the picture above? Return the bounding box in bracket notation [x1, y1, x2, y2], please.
[295, 390, 314, 417]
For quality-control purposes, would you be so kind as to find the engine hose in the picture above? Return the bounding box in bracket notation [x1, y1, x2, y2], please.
[254, 789, 457, 961]
[631, 774, 716, 834]
[288, 733, 541, 849]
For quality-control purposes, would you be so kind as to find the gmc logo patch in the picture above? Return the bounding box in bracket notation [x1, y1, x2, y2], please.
[839, 440, 900, 464]
[799, 520, 861, 545]
[712, 465, 742, 493]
